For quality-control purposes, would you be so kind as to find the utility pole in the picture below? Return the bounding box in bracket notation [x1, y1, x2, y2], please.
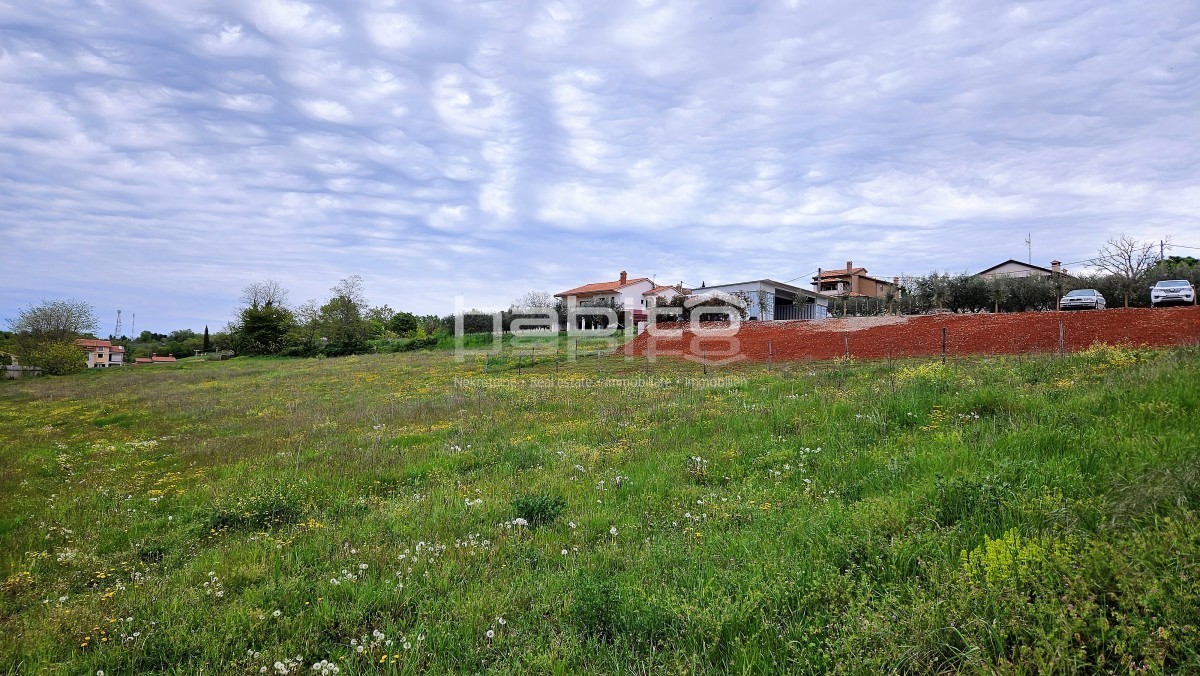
[1026, 233, 1032, 263]
[1161, 240, 1165, 262]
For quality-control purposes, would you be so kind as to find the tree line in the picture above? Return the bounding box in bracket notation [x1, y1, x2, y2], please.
[5, 236, 1196, 371]
[829, 251, 1198, 318]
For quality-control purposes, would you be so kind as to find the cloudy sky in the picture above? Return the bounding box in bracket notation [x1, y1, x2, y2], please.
[2, 0, 1198, 332]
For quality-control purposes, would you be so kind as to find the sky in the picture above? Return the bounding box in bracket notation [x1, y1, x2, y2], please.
[2, 0, 1198, 333]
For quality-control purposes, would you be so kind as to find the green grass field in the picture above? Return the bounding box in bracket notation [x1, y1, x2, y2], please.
[1, 343, 1198, 674]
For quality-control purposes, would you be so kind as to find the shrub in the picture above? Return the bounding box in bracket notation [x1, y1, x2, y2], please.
[21, 341, 87, 375]
[932, 475, 1012, 528]
[207, 483, 305, 531]
[569, 575, 621, 641]
[511, 493, 566, 527]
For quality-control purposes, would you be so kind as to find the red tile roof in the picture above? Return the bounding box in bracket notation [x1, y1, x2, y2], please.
[816, 267, 867, 279]
[643, 285, 690, 296]
[74, 339, 112, 348]
[151, 355, 176, 363]
[555, 277, 651, 297]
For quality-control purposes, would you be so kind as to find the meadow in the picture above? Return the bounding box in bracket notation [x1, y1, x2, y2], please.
[1, 341, 1198, 674]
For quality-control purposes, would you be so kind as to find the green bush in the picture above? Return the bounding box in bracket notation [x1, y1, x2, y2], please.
[206, 483, 305, 531]
[511, 493, 566, 527]
[21, 341, 87, 375]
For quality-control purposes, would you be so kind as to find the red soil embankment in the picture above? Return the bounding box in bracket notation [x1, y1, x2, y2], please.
[624, 306, 1200, 362]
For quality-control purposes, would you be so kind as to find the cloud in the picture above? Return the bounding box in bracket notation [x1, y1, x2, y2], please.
[1, 0, 1198, 331]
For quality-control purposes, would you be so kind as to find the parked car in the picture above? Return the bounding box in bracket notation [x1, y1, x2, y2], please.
[1150, 280, 1196, 307]
[1059, 288, 1106, 310]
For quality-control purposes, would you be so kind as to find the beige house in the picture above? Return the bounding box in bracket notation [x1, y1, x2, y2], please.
[74, 339, 125, 368]
[976, 259, 1068, 279]
[813, 261, 898, 299]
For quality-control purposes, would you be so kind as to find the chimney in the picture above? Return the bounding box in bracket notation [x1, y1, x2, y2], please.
[1051, 260, 1062, 274]
[619, 271, 627, 284]
[846, 260, 853, 271]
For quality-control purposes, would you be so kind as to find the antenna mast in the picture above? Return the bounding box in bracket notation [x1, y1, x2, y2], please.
[1025, 233, 1032, 263]
[114, 310, 122, 338]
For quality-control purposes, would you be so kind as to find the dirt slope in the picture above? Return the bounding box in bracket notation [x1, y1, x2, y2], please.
[624, 306, 1200, 362]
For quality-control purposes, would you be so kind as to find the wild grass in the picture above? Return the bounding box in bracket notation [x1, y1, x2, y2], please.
[0, 343, 1198, 673]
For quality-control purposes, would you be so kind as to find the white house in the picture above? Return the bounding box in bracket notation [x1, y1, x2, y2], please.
[555, 271, 656, 328]
[688, 279, 831, 321]
[642, 284, 691, 308]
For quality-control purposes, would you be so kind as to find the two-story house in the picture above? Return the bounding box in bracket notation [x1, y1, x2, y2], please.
[813, 261, 898, 299]
[555, 271, 655, 329]
[74, 339, 125, 368]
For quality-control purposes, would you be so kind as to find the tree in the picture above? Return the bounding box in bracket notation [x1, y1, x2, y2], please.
[512, 291, 555, 310]
[365, 305, 396, 339]
[946, 274, 990, 313]
[289, 299, 322, 354]
[1094, 235, 1161, 308]
[317, 276, 369, 355]
[388, 311, 419, 336]
[240, 280, 290, 310]
[1001, 275, 1056, 312]
[235, 305, 295, 355]
[8, 299, 98, 342]
[202, 325, 210, 353]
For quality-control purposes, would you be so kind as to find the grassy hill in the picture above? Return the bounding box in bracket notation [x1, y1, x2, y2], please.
[1, 345, 1198, 673]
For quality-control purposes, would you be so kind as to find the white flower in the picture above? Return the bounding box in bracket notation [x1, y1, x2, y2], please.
[330, 578, 339, 585]
[358, 563, 368, 570]
[485, 629, 495, 639]
[609, 526, 618, 536]
[403, 641, 411, 650]
[498, 617, 506, 625]
[562, 549, 568, 555]
[273, 610, 282, 618]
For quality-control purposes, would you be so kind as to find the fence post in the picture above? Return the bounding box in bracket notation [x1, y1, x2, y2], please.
[843, 334, 849, 359]
[517, 352, 521, 375]
[596, 349, 600, 373]
[702, 345, 708, 376]
[768, 340, 773, 372]
[484, 354, 489, 374]
[1058, 318, 1065, 357]
[555, 348, 560, 374]
[941, 326, 947, 364]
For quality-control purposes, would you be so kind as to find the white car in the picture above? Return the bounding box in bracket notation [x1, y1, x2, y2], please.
[1150, 280, 1196, 307]
[1059, 288, 1106, 310]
